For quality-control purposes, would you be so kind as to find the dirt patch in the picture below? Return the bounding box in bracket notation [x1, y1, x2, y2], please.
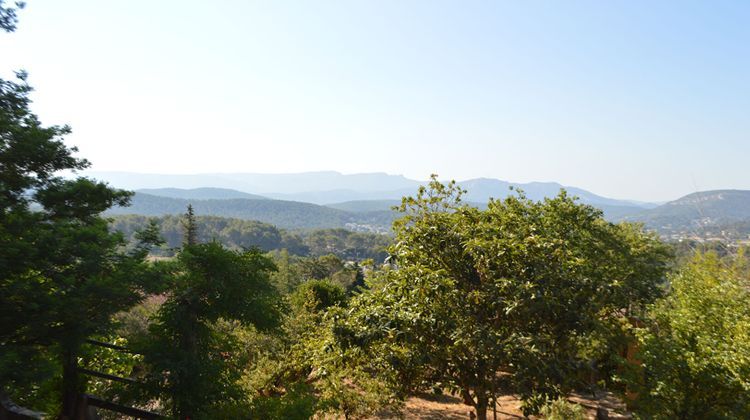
[395, 393, 522, 419]
[375, 391, 630, 419]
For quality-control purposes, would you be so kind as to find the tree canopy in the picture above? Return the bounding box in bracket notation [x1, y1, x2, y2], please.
[0, 72, 163, 413]
[333, 176, 670, 418]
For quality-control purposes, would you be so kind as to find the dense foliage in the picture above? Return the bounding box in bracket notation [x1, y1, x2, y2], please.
[331, 177, 670, 418]
[631, 251, 750, 419]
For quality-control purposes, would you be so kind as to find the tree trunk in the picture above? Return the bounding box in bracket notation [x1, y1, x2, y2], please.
[461, 388, 490, 420]
[61, 348, 79, 419]
[179, 302, 200, 420]
[461, 389, 476, 420]
[475, 395, 488, 420]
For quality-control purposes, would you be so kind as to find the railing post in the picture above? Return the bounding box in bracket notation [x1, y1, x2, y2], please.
[75, 394, 88, 420]
[61, 349, 79, 419]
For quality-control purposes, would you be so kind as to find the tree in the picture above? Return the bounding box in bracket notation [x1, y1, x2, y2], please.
[269, 248, 302, 294]
[0, 72, 164, 414]
[290, 279, 347, 313]
[140, 242, 283, 418]
[631, 251, 750, 419]
[334, 176, 669, 419]
[0, 0, 24, 32]
[182, 203, 198, 246]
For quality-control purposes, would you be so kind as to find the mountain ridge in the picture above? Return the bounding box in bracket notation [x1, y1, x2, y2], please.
[88, 171, 651, 209]
[136, 187, 268, 200]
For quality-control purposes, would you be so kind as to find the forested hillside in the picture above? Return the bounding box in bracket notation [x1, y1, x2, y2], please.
[617, 190, 750, 238]
[106, 192, 396, 231]
[110, 215, 391, 261]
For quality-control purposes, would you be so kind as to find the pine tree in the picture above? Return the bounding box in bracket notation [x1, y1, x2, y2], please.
[182, 204, 198, 246]
[141, 243, 283, 418]
[0, 74, 164, 414]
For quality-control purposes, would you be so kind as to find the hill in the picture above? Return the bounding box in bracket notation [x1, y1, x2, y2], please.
[617, 190, 750, 237]
[325, 200, 402, 212]
[265, 189, 417, 204]
[106, 193, 393, 231]
[108, 193, 351, 229]
[136, 187, 268, 200]
[456, 178, 654, 209]
[598, 204, 656, 220]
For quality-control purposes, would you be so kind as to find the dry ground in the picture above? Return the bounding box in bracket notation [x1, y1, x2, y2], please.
[377, 391, 631, 419]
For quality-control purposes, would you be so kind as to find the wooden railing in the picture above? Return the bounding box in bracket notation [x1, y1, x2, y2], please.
[0, 394, 44, 420]
[76, 394, 162, 420]
[2, 339, 163, 420]
[72, 339, 164, 419]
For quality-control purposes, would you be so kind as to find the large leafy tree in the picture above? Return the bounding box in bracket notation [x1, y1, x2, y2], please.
[0, 70, 164, 414]
[632, 251, 750, 419]
[335, 176, 669, 419]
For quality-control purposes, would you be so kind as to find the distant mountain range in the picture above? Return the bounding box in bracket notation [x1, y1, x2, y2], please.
[90, 171, 652, 207]
[88, 171, 421, 198]
[91, 172, 750, 239]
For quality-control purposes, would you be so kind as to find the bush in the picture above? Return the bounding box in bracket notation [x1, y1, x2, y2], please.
[290, 279, 347, 312]
[539, 397, 587, 420]
[249, 383, 317, 420]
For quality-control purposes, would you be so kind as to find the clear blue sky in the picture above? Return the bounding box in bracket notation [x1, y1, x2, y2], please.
[2, 1, 748, 201]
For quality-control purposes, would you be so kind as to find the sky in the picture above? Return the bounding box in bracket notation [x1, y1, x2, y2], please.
[1, 1, 749, 202]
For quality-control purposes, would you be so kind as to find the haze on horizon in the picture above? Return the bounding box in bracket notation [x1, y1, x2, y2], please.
[1, 0, 748, 202]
